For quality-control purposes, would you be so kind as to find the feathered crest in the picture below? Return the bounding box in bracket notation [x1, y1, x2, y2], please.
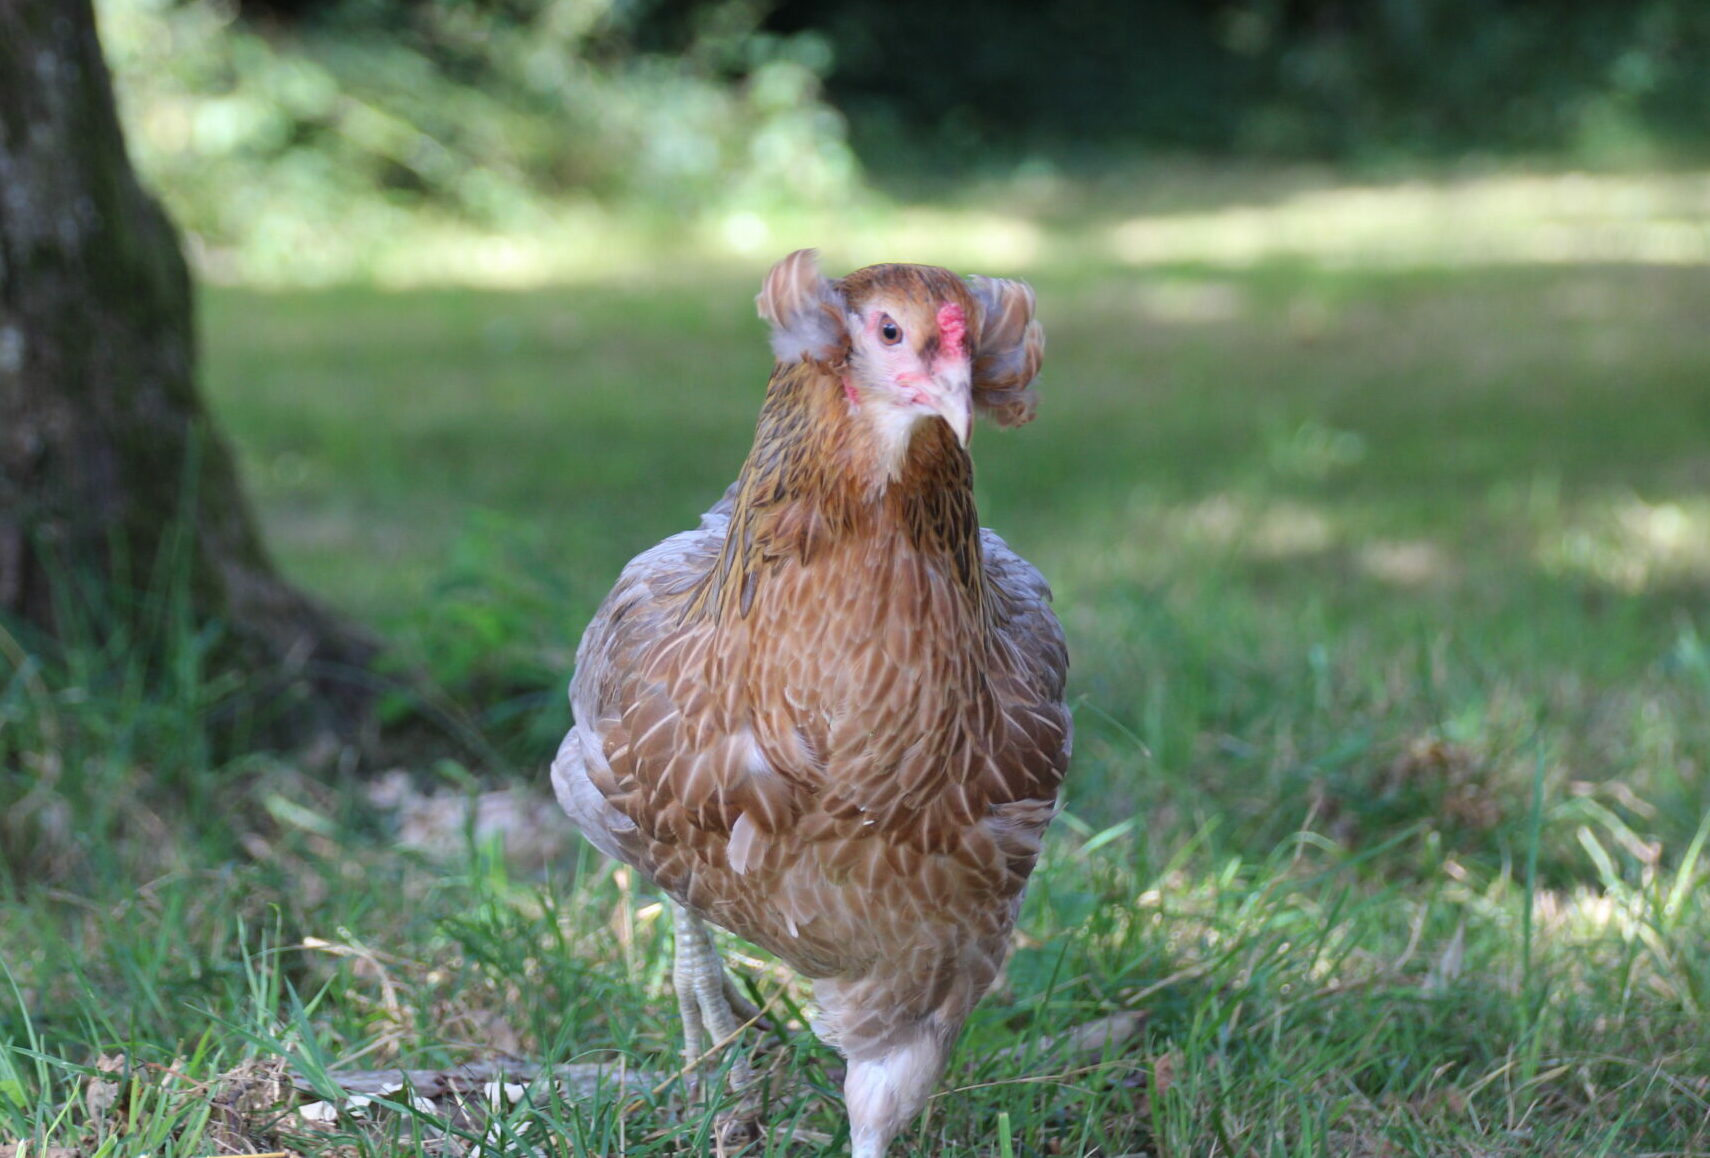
[757, 249, 845, 365]
[966, 275, 1045, 428]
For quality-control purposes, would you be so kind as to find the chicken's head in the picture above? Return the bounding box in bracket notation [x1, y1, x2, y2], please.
[757, 249, 1044, 464]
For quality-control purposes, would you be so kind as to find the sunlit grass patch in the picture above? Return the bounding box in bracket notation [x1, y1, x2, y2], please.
[144, 146, 1710, 288]
[1539, 494, 1710, 593]
[1105, 170, 1710, 271]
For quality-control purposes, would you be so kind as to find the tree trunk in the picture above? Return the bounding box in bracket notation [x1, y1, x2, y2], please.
[0, 0, 376, 745]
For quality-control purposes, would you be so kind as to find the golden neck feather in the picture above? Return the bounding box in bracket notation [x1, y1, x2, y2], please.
[691, 360, 987, 625]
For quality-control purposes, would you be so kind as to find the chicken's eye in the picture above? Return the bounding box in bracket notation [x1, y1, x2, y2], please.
[878, 317, 903, 345]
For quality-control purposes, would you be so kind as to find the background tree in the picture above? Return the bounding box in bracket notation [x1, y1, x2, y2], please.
[0, 0, 376, 745]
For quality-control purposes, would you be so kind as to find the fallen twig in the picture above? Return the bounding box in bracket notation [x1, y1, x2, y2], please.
[291, 1059, 663, 1102]
[995, 1011, 1146, 1061]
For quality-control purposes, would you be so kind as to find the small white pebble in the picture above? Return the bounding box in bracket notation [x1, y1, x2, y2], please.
[411, 1094, 436, 1114]
[299, 1100, 338, 1123]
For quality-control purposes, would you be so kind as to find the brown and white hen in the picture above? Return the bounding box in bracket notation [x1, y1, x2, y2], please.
[552, 250, 1071, 1156]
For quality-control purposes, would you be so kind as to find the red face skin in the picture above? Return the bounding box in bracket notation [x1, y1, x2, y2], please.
[935, 301, 968, 364]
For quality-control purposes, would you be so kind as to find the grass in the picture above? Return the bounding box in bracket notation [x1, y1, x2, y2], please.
[4, 166, 1710, 1155]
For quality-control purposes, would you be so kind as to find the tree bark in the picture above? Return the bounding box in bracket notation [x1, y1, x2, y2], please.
[0, 0, 376, 745]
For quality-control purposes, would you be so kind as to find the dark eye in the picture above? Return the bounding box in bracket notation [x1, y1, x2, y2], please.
[878, 316, 902, 345]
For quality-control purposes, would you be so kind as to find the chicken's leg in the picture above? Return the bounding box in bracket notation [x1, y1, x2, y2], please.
[671, 904, 760, 1141]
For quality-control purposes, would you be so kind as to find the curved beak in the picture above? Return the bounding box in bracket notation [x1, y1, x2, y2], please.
[925, 364, 974, 446]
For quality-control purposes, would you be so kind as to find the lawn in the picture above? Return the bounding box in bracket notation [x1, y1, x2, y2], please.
[4, 168, 1710, 1156]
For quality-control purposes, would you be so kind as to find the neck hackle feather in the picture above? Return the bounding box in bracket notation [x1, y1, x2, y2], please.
[693, 355, 987, 628]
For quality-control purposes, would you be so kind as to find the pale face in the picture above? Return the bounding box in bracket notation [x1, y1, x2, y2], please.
[842, 295, 974, 470]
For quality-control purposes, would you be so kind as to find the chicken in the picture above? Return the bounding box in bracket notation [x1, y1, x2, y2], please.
[552, 250, 1071, 1156]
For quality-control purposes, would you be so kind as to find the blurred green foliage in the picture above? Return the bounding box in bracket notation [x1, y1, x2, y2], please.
[99, 0, 1710, 283]
[98, 0, 858, 280]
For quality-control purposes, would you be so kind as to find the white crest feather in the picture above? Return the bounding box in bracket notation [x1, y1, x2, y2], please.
[757, 248, 846, 364]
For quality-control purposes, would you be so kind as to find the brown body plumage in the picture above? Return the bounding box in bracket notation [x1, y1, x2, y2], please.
[553, 251, 1070, 1155]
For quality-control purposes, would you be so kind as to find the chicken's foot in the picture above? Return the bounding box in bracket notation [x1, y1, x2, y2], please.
[671, 904, 761, 1145]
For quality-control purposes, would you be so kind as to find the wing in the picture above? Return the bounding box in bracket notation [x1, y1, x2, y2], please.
[981, 527, 1070, 715]
[551, 487, 738, 875]
[553, 485, 813, 912]
[974, 527, 1073, 887]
